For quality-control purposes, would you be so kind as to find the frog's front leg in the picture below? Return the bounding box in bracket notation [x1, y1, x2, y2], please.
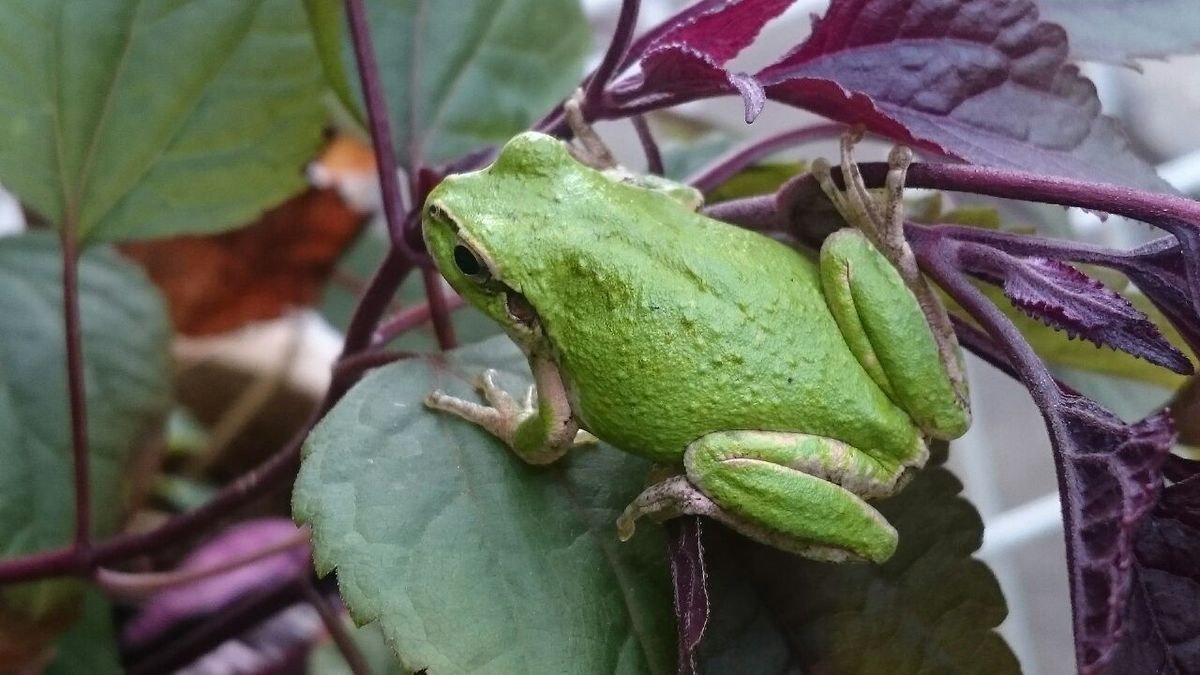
[425, 353, 596, 465]
[812, 135, 970, 438]
[618, 431, 911, 563]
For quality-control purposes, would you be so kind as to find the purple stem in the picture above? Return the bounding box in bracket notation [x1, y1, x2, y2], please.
[583, 0, 641, 115]
[126, 578, 307, 674]
[422, 266, 457, 350]
[688, 123, 845, 193]
[631, 115, 664, 175]
[373, 294, 465, 347]
[60, 227, 91, 552]
[301, 579, 372, 675]
[345, 0, 414, 255]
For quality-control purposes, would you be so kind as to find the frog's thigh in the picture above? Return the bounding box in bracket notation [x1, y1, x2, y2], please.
[688, 431, 900, 563]
[820, 229, 968, 439]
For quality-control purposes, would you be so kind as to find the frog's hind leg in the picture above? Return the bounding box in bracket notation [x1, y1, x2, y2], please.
[811, 134, 970, 427]
[617, 431, 907, 563]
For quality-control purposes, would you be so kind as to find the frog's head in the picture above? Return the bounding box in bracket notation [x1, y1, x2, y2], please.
[421, 133, 573, 348]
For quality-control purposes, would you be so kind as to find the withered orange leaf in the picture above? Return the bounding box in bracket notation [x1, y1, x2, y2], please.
[121, 187, 367, 336]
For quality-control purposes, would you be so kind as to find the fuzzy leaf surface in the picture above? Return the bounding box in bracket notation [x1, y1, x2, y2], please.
[1112, 474, 1200, 673]
[0, 233, 171, 618]
[293, 336, 676, 675]
[755, 0, 1170, 192]
[959, 249, 1192, 374]
[0, 0, 326, 243]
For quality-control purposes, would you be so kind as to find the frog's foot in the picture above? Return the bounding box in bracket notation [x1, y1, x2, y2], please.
[618, 431, 905, 563]
[564, 89, 617, 170]
[811, 131, 918, 284]
[813, 132, 968, 408]
[425, 369, 596, 453]
[425, 369, 525, 445]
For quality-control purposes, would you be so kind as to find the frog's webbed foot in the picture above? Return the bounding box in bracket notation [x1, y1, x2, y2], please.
[564, 89, 617, 170]
[812, 132, 967, 403]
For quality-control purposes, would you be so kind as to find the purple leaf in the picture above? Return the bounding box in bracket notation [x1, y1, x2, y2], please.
[608, 0, 791, 120]
[122, 519, 311, 648]
[1056, 403, 1173, 674]
[754, 0, 1172, 193]
[956, 245, 1193, 374]
[1119, 235, 1200, 356]
[667, 517, 709, 675]
[1037, 0, 1200, 63]
[639, 0, 796, 62]
[916, 239, 1177, 675]
[1111, 475, 1200, 673]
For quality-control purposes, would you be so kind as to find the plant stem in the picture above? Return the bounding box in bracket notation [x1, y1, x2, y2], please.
[688, 123, 845, 193]
[301, 579, 373, 675]
[422, 266, 457, 350]
[584, 0, 641, 114]
[631, 115, 663, 175]
[373, 294, 465, 347]
[95, 526, 311, 601]
[126, 578, 307, 674]
[344, 0, 414, 253]
[60, 226, 91, 553]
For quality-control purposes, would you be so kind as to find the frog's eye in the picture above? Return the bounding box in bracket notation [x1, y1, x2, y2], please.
[453, 242, 493, 286]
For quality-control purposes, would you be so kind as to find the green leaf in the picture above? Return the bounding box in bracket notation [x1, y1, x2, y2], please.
[46, 590, 122, 675]
[701, 450, 1018, 674]
[0, 0, 326, 243]
[0, 232, 171, 618]
[307, 0, 590, 170]
[293, 336, 676, 674]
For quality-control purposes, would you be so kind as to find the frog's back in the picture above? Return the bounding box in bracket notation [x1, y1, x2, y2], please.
[501, 177, 920, 463]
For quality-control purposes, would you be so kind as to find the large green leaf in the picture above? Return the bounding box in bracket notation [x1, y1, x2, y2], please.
[294, 336, 676, 674]
[701, 449, 1018, 674]
[0, 232, 171, 618]
[307, 0, 589, 169]
[0, 0, 326, 243]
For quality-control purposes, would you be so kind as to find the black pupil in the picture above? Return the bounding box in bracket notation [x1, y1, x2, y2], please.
[453, 245, 482, 276]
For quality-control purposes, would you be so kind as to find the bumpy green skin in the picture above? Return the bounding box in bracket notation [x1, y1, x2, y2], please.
[423, 132, 969, 562]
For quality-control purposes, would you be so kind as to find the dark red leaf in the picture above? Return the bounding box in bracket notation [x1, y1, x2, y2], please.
[609, 0, 790, 120]
[667, 517, 709, 675]
[755, 0, 1171, 192]
[613, 45, 767, 122]
[957, 245, 1193, 374]
[642, 0, 795, 62]
[1111, 475, 1200, 674]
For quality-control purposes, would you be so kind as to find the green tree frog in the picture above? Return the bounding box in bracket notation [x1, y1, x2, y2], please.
[422, 124, 970, 564]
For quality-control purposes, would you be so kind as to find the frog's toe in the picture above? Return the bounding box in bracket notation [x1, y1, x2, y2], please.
[474, 370, 521, 415]
[617, 475, 719, 542]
